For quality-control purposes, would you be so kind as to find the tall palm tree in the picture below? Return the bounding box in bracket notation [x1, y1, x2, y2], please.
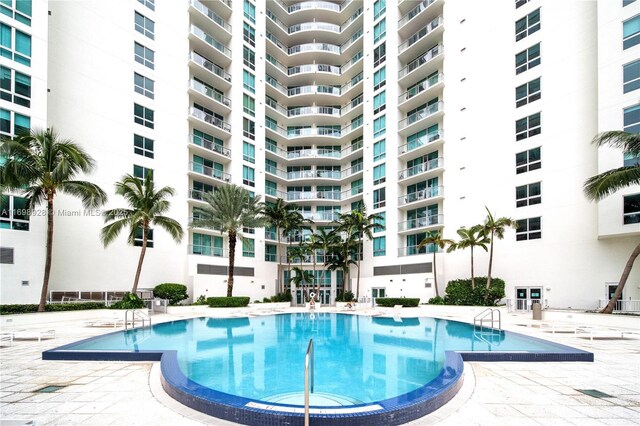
[325, 247, 356, 300]
[288, 266, 314, 302]
[0, 128, 107, 312]
[282, 208, 312, 293]
[263, 198, 288, 292]
[447, 225, 489, 290]
[482, 207, 517, 297]
[584, 131, 640, 314]
[417, 229, 454, 298]
[101, 173, 183, 294]
[335, 207, 383, 299]
[190, 184, 264, 297]
[310, 228, 341, 294]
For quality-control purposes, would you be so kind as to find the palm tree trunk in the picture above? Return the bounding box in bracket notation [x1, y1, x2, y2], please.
[312, 255, 317, 295]
[227, 231, 236, 297]
[601, 242, 640, 314]
[132, 225, 148, 294]
[38, 197, 55, 312]
[470, 246, 475, 290]
[486, 230, 495, 291]
[356, 251, 361, 300]
[277, 228, 282, 293]
[432, 249, 439, 298]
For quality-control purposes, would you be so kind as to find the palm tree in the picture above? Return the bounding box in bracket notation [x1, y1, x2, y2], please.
[0, 128, 107, 312]
[282, 208, 312, 292]
[101, 173, 183, 294]
[584, 131, 640, 314]
[190, 184, 264, 297]
[335, 207, 383, 299]
[289, 266, 314, 302]
[417, 230, 454, 298]
[447, 225, 489, 290]
[482, 207, 517, 297]
[325, 247, 356, 300]
[310, 228, 341, 294]
[263, 198, 288, 292]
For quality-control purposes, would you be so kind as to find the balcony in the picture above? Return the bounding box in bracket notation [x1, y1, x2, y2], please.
[398, 130, 444, 160]
[189, 0, 232, 42]
[398, 17, 443, 62]
[189, 162, 231, 183]
[398, 186, 444, 207]
[189, 79, 231, 113]
[398, 101, 444, 136]
[188, 188, 212, 203]
[189, 245, 227, 258]
[189, 134, 231, 161]
[399, 44, 444, 88]
[189, 51, 231, 89]
[398, 73, 444, 112]
[398, 157, 444, 184]
[189, 107, 231, 135]
[189, 25, 231, 66]
[398, 246, 440, 257]
[398, 0, 442, 39]
[286, 190, 341, 202]
[398, 214, 444, 233]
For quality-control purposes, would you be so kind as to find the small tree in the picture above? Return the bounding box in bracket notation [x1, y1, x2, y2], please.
[482, 207, 517, 300]
[447, 225, 489, 290]
[263, 198, 288, 292]
[418, 230, 454, 298]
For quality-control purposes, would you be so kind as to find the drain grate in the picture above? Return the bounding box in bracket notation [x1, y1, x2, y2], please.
[35, 385, 67, 393]
[577, 389, 614, 398]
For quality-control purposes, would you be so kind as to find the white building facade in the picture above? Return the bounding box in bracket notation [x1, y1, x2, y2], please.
[1, 0, 638, 310]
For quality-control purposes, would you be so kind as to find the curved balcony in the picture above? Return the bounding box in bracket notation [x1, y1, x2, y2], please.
[398, 157, 444, 185]
[189, 51, 231, 90]
[188, 162, 231, 183]
[189, 0, 231, 42]
[290, 22, 340, 35]
[189, 25, 231, 66]
[398, 101, 444, 137]
[289, 63, 341, 76]
[288, 1, 341, 13]
[341, 51, 363, 80]
[266, 140, 362, 163]
[398, 186, 444, 208]
[398, 214, 444, 233]
[289, 42, 341, 56]
[189, 79, 231, 113]
[398, 0, 442, 39]
[189, 107, 231, 135]
[398, 73, 444, 111]
[398, 130, 444, 159]
[399, 44, 444, 88]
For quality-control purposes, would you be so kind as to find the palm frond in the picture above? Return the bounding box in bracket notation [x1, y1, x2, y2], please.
[58, 180, 108, 208]
[593, 131, 640, 155]
[583, 166, 640, 201]
[153, 216, 184, 243]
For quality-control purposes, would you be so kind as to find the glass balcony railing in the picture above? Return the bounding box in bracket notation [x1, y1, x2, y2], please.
[288, 1, 341, 13]
[190, 79, 231, 107]
[189, 107, 231, 133]
[190, 51, 231, 82]
[289, 42, 341, 55]
[398, 245, 440, 257]
[398, 214, 444, 231]
[190, 134, 231, 157]
[398, 186, 444, 206]
[398, 73, 444, 104]
[398, 0, 437, 29]
[399, 17, 442, 54]
[398, 101, 443, 130]
[190, 25, 231, 58]
[398, 130, 444, 155]
[398, 157, 443, 180]
[341, 7, 363, 31]
[289, 22, 340, 34]
[399, 44, 443, 79]
[190, 0, 231, 33]
[188, 188, 212, 201]
[265, 165, 288, 179]
[341, 29, 363, 53]
[189, 162, 231, 182]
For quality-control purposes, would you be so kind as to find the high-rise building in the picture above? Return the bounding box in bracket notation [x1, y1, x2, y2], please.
[1, 0, 638, 311]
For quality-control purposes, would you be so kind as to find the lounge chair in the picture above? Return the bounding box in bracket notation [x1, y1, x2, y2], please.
[12, 330, 56, 341]
[576, 327, 640, 341]
[85, 317, 125, 328]
[0, 333, 13, 346]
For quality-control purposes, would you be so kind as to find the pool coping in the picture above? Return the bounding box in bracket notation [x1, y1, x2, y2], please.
[42, 316, 593, 426]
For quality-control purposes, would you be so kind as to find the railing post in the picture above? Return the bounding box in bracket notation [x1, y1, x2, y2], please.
[304, 339, 314, 426]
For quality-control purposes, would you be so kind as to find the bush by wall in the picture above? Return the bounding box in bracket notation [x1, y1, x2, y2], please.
[270, 291, 291, 302]
[335, 291, 355, 302]
[444, 277, 505, 306]
[153, 283, 188, 305]
[206, 297, 250, 308]
[110, 292, 146, 309]
[375, 298, 420, 307]
[0, 302, 106, 315]
[428, 296, 445, 305]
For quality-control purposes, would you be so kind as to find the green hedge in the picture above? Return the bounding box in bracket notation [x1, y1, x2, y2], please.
[444, 277, 505, 306]
[206, 297, 250, 308]
[153, 283, 188, 305]
[375, 298, 420, 308]
[0, 302, 106, 315]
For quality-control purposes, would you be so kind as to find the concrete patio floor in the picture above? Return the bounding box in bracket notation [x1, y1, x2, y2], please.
[0, 306, 638, 425]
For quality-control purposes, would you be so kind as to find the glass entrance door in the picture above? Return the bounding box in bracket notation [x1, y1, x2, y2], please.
[319, 289, 330, 305]
[529, 288, 542, 305]
[516, 288, 527, 310]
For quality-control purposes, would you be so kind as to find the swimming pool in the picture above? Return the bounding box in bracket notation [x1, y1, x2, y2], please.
[43, 313, 592, 425]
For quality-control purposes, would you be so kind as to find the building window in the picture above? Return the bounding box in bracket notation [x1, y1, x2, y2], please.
[373, 187, 386, 209]
[134, 103, 154, 128]
[133, 164, 153, 181]
[265, 180, 277, 196]
[373, 163, 386, 185]
[516, 182, 541, 207]
[624, 194, 640, 224]
[0, 65, 30, 107]
[134, 42, 154, 69]
[373, 91, 386, 114]
[0, 24, 31, 66]
[137, 0, 155, 11]
[0, 108, 29, 136]
[373, 115, 386, 139]
[243, 238, 255, 257]
[516, 112, 541, 141]
[243, 22, 255, 47]
[134, 12, 155, 40]
[243, 46, 255, 70]
[373, 139, 385, 162]
[243, 141, 255, 163]
[515, 8, 540, 42]
[624, 60, 640, 94]
[134, 227, 153, 248]
[373, 66, 386, 91]
[134, 73, 154, 99]
[243, 165, 255, 187]
[244, 0, 255, 24]
[516, 147, 541, 174]
[624, 0, 637, 6]
[374, 18, 386, 44]
[516, 217, 541, 241]
[624, 152, 640, 167]
[515, 43, 540, 75]
[624, 104, 640, 133]
[374, 42, 386, 68]
[374, 0, 386, 20]
[134, 134, 154, 158]
[515, 77, 541, 107]
[243, 70, 255, 93]
[373, 236, 386, 257]
[193, 233, 224, 257]
[0, 194, 29, 231]
[243, 117, 255, 140]
[265, 243, 277, 262]
[243, 94, 255, 116]
[374, 212, 385, 233]
[0, 0, 32, 25]
[515, 0, 529, 8]
[623, 15, 640, 50]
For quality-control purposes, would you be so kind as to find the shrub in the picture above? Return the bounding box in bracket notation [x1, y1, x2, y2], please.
[375, 298, 420, 308]
[270, 291, 291, 302]
[192, 295, 207, 305]
[335, 291, 355, 302]
[206, 297, 250, 308]
[428, 296, 445, 305]
[262, 297, 271, 303]
[153, 283, 188, 306]
[444, 277, 505, 306]
[0, 302, 106, 315]
[110, 292, 146, 309]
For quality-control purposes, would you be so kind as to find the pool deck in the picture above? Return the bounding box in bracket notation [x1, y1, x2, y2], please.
[0, 306, 639, 425]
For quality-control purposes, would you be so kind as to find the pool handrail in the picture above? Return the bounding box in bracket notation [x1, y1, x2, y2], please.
[304, 338, 314, 426]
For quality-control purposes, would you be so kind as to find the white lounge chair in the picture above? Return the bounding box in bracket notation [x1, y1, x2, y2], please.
[85, 318, 125, 328]
[576, 327, 640, 341]
[12, 330, 56, 341]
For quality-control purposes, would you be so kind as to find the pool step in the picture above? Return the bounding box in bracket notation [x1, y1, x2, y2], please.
[262, 391, 363, 406]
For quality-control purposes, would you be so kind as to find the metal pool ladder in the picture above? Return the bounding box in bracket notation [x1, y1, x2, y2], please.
[474, 308, 501, 330]
[125, 309, 151, 330]
[304, 339, 315, 426]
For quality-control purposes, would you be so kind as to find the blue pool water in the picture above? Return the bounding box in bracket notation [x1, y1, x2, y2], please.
[57, 313, 581, 405]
